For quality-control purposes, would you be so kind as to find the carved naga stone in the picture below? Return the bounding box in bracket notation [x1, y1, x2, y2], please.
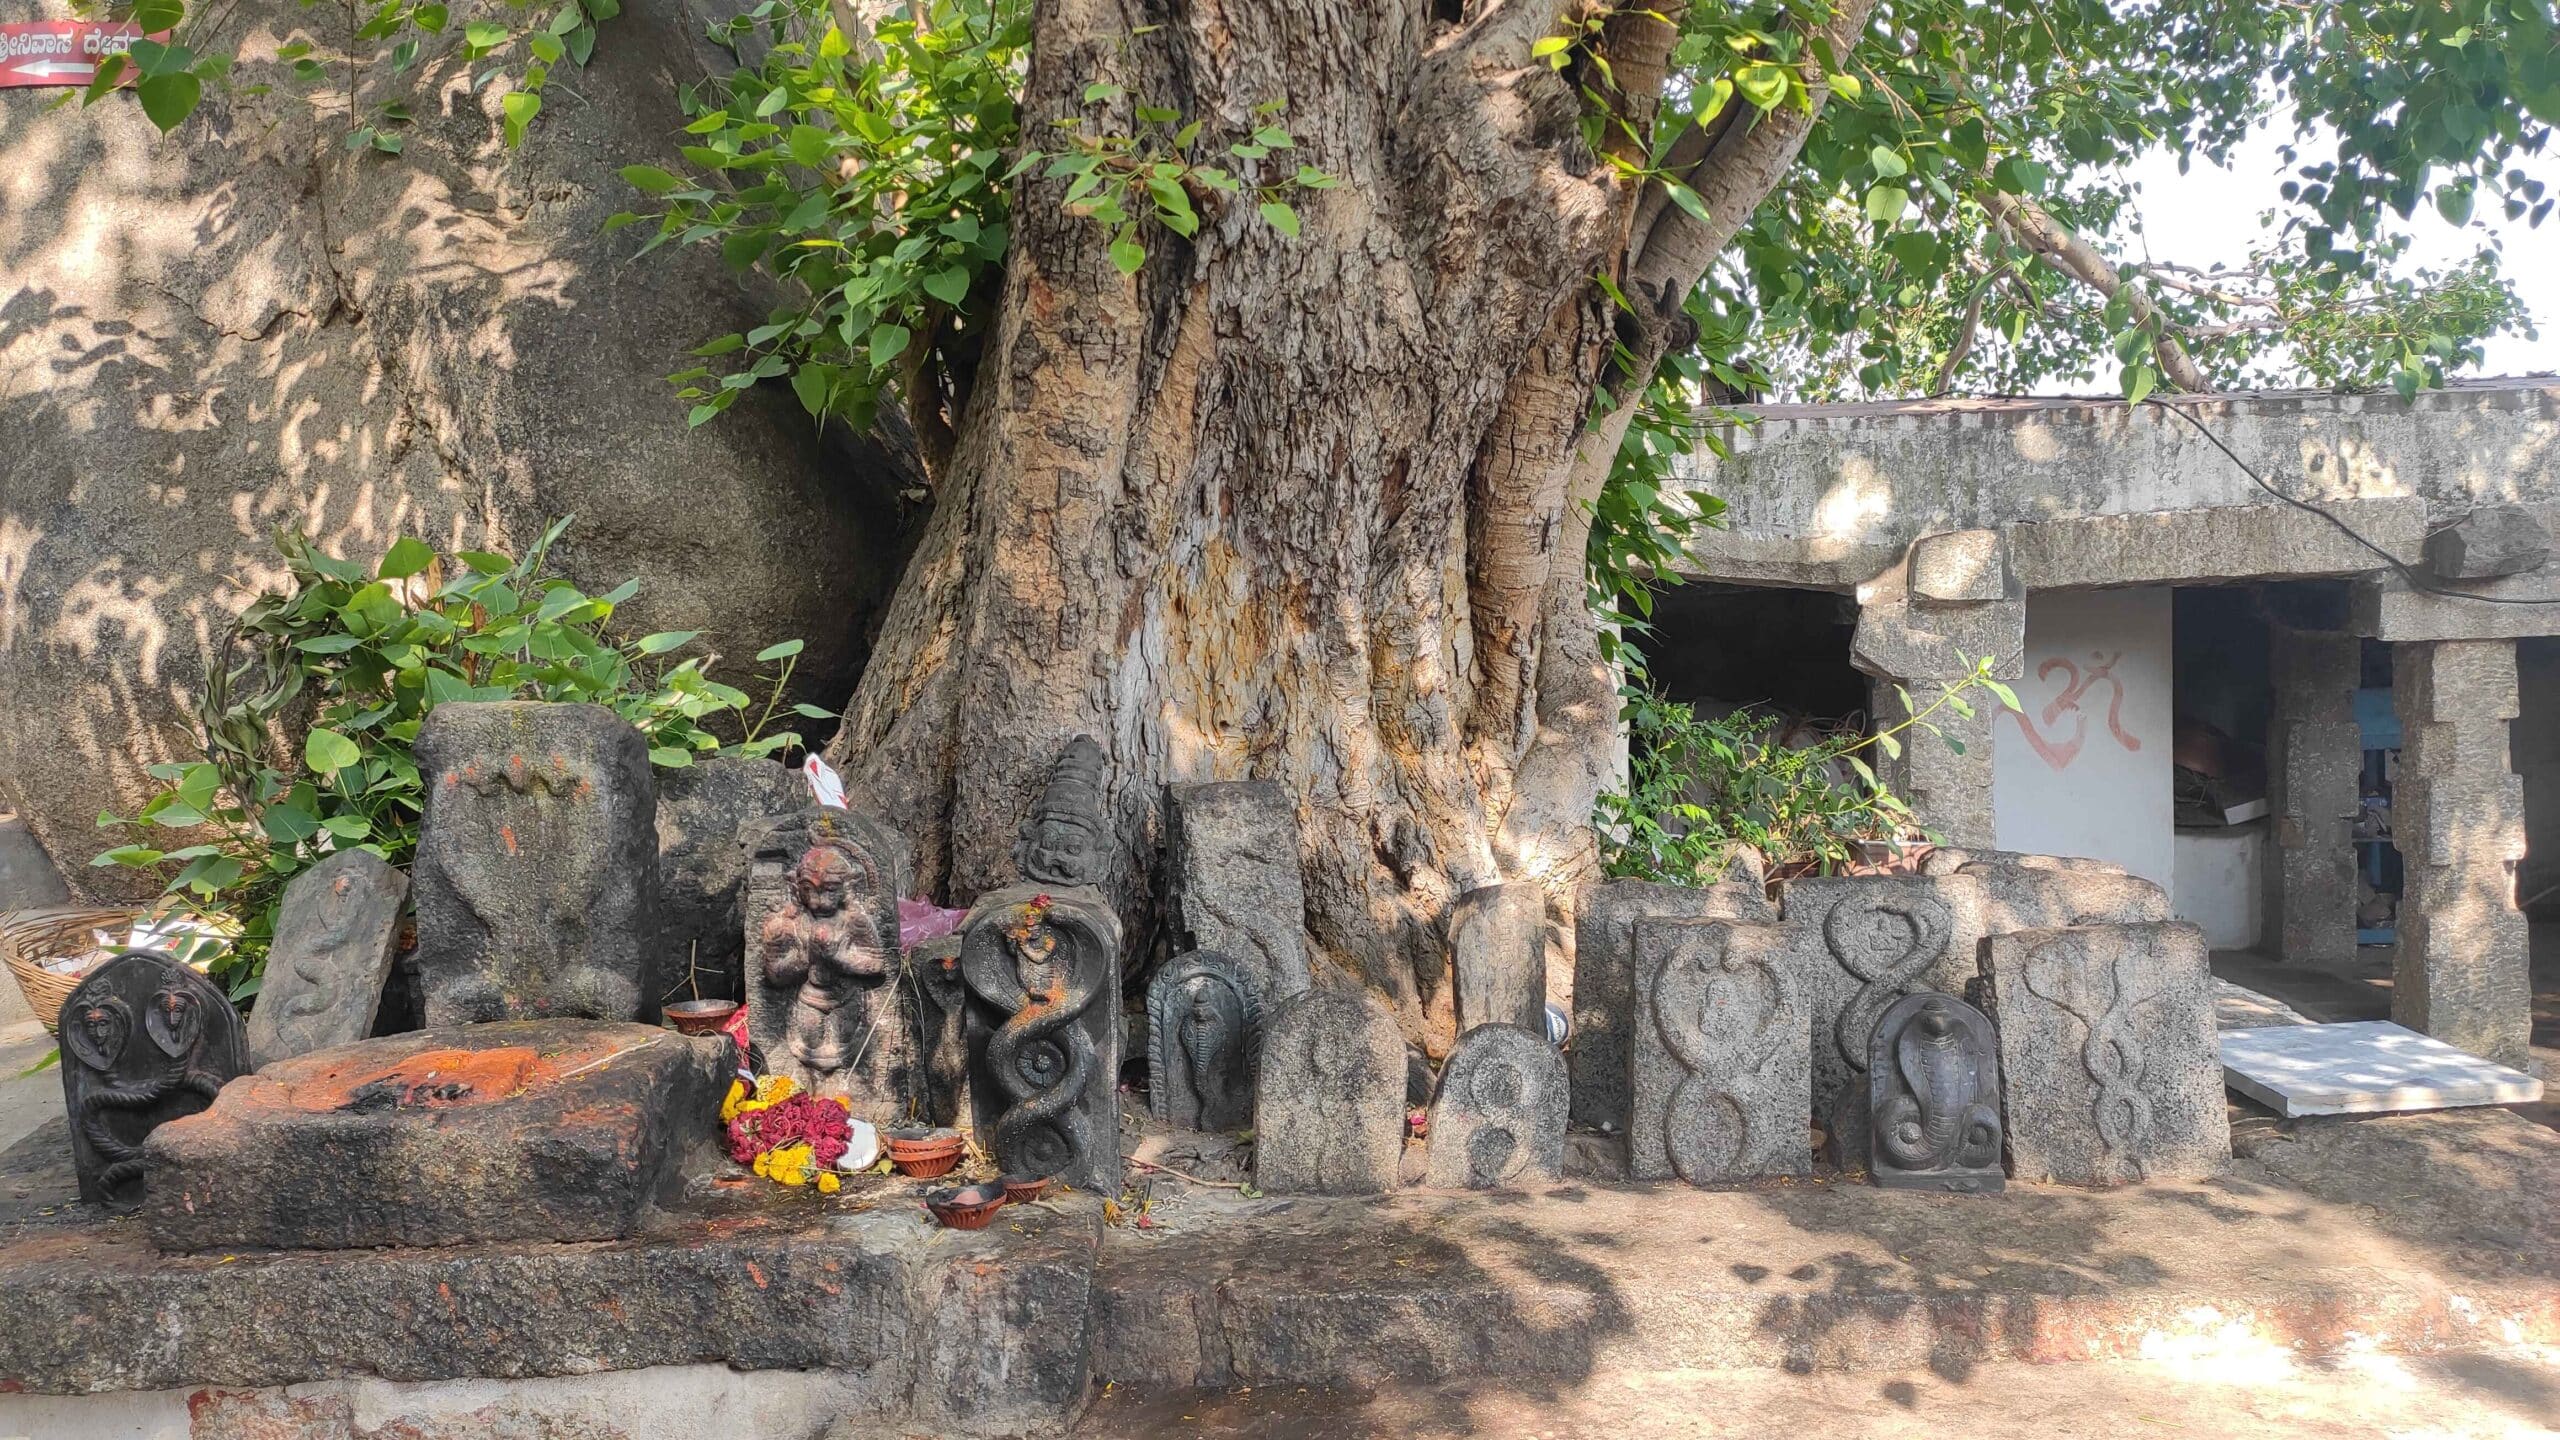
[1146, 951, 1261, 1133]
[956, 735, 1125, 1187]
[960, 889, 1121, 1189]
[60, 951, 248, 1206]
[745, 809, 913, 1122]
[1867, 991, 2005, 1192]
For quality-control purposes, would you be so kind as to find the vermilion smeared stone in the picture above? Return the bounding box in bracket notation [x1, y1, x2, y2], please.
[143, 1020, 720, 1253]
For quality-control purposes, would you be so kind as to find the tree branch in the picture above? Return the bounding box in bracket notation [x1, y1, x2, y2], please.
[1981, 190, 2212, 393]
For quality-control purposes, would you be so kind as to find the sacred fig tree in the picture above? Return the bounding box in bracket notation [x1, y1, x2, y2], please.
[61, 0, 2553, 1046]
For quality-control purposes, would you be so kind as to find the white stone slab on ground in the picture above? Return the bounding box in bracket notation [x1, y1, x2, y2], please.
[2218, 1019, 2544, 1117]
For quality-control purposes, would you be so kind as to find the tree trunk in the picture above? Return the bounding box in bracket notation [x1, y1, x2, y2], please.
[827, 0, 1695, 1048]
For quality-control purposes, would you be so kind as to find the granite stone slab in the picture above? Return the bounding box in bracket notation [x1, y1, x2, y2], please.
[1569, 861, 1773, 1131]
[2218, 1020, 2545, 1117]
[242, 848, 408, 1070]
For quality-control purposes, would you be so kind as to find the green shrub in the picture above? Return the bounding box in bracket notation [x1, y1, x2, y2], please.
[1596, 660, 2014, 884]
[95, 519, 820, 998]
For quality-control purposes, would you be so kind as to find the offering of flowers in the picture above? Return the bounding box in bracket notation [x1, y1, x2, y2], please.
[720, 1075, 856, 1194]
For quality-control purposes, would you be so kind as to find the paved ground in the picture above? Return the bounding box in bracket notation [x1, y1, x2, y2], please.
[0, 1019, 59, 1156]
[2213, 922, 2560, 1130]
[1076, 1349, 2560, 1438]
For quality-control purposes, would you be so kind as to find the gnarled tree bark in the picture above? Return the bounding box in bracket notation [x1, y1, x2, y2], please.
[827, 0, 1853, 1049]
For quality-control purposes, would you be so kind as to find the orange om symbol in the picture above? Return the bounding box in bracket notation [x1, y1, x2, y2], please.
[2007, 651, 2142, 772]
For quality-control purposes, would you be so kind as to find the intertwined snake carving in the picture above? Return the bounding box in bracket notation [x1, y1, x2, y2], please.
[1652, 930, 1791, 1181]
[969, 900, 1107, 1179]
[2025, 936, 2161, 1173]
[1822, 888, 1953, 1079]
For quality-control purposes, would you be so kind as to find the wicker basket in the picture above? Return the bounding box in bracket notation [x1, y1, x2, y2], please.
[2, 908, 138, 1036]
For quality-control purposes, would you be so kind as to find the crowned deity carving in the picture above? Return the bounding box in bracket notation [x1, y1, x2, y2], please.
[1147, 952, 1261, 1133]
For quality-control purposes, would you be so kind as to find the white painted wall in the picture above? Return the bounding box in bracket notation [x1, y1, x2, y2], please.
[2174, 826, 2266, 949]
[1993, 587, 2176, 890]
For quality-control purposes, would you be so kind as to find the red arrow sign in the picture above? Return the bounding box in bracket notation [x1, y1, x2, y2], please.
[0, 21, 158, 89]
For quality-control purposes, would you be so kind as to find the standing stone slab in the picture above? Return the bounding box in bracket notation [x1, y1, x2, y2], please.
[1449, 883, 1546, 1036]
[61, 951, 249, 1206]
[145, 1021, 719, 1251]
[1146, 951, 1262, 1133]
[911, 934, 971, 1127]
[1778, 874, 1987, 1128]
[1423, 1023, 1565, 1189]
[1254, 988, 1405, 1195]
[654, 756, 798, 1000]
[1984, 922, 2230, 1185]
[1868, 991, 2004, 1193]
[243, 849, 409, 1070]
[1167, 780, 1313, 1006]
[962, 886, 1122, 1189]
[745, 808, 915, 1124]
[1568, 862, 1774, 1131]
[1628, 918, 1811, 1185]
[1958, 862, 2168, 934]
[410, 702, 659, 1025]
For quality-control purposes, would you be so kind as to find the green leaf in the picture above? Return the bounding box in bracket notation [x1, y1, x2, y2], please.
[1110, 232, 1146, 275]
[868, 323, 911, 367]
[620, 165, 683, 195]
[136, 73, 201, 134]
[133, 0, 185, 31]
[1257, 201, 1300, 238]
[792, 703, 837, 720]
[1662, 181, 1709, 226]
[1868, 145, 1908, 179]
[649, 746, 695, 768]
[96, 845, 166, 868]
[261, 805, 321, 844]
[502, 90, 542, 146]
[304, 728, 362, 775]
[2124, 363, 2157, 407]
[377, 536, 435, 580]
[755, 638, 805, 662]
[321, 814, 373, 840]
[922, 267, 971, 305]
[634, 630, 699, 655]
[1863, 185, 1908, 224]
[464, 19, 507, 49]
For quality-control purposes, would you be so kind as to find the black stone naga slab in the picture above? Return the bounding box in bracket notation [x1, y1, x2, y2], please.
[1015, 734, 1111, 889]
[1146, 951, 1261, 1134]
[1867, 991, 2004, 1193]
[60, 952, 249, 1207]
[243, 848, 408, 1069]
[409, 702, 660, 1025]
[962, 888, 1122, 1190]
[143, 1021, 719, 1252]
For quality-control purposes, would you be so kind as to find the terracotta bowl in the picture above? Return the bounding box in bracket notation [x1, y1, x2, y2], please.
[663, 999, 741, 1036]
[886, 1129, 966, 1179]
[999, 1172, 1053, 1203]
[925, 1183, 1008, 1230]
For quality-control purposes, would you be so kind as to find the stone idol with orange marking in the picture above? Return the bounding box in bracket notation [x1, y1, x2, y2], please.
[743, 806, 917, 1123]
[143, 1020, 720, 1251]
[409, 702, 661, 1026]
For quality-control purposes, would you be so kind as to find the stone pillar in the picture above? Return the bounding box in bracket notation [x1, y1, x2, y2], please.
[1851, 530, 2023, 850]
[2260, 630, 2361, 964]
[2391, 640, 2531, 1067]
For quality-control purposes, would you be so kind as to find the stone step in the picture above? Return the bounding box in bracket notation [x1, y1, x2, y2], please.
[1073, 1349, 2560, 1439]
[1090, 1107, 2559, 1391]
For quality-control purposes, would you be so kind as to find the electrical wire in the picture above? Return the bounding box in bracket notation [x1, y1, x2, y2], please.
[2144, 396, 2560, 606]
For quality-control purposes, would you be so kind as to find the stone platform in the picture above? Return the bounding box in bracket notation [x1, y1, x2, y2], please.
[0, 1106, 2551, 1437]
[144, 1022, 720, 1252]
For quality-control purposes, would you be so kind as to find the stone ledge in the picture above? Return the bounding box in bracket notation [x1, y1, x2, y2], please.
[0, 1177, 1101, 1434]
[1093, 1108, 2559, 1389]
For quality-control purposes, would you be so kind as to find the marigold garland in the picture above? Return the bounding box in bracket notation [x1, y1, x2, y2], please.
[722, 1076, 857, 1189]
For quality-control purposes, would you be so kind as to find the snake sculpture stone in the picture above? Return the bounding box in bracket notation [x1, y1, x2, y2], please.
[964, 896, 1111, 1180]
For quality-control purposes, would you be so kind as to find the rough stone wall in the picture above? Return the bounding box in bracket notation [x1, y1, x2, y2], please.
[2391, 640, 2532, 1066]
[0, 0, 905, 896]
